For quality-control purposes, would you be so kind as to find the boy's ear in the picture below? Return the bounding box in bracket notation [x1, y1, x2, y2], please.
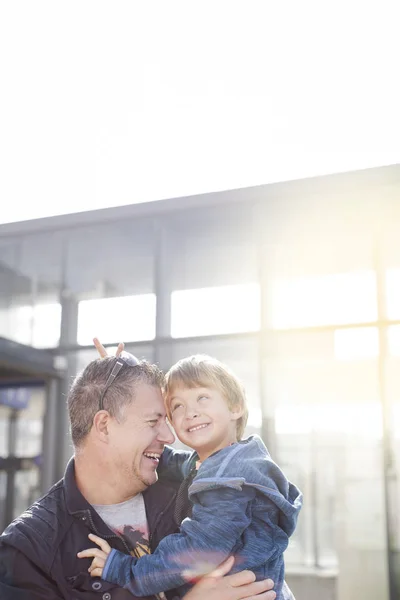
[230, 404, 244, 421]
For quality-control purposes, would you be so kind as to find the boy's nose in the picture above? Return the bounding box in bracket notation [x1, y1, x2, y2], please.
[186, 408, 200, 419]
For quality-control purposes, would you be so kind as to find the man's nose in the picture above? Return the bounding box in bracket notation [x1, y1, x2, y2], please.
[158, 419, 175, 444]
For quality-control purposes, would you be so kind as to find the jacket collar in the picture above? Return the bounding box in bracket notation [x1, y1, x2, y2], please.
[64, 456, 91, 515]
[63, 456, 178, 539]
[63, 456, 113, 538]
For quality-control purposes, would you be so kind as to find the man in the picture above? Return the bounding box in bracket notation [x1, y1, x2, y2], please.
[0, 344, 276, 600]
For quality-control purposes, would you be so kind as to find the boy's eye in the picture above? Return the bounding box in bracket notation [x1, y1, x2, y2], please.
[171, 403, 183, 412]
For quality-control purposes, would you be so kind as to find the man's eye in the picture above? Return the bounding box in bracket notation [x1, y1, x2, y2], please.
[148, 420, 159, 425]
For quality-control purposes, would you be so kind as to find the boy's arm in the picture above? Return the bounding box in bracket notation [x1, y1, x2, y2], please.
[102, 485, 257, 596]
[157, 445, 193, 483]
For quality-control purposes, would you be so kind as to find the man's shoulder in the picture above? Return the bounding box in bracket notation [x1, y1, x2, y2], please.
[1, 478, 70, 563]
[144, 475, 180, 507]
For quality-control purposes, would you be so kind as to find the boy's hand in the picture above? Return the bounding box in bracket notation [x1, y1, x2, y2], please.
[77, 533, 112, 578]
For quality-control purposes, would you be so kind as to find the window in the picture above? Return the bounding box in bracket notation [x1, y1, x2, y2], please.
[388, 325, 400, 357]
[276, 402, 382, 438]
[270, 271, 377, 329]
[386, 268, 400, 319]
[9, 303, 61, 348]
[171, 283, 260, 338]
[77, 294, 156, 346]
[334, 327, 379, 361]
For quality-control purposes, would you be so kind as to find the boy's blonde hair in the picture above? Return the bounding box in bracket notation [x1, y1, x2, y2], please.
[165, 354, 249, 441]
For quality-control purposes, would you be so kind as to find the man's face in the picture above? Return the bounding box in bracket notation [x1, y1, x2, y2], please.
[107, 383, 175, 491]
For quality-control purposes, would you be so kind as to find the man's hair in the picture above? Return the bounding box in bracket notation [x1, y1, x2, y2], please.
[68, 357, 165, 447]
[164, 355, 248, 440]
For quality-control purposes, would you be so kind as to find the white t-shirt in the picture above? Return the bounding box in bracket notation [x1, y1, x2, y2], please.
[93, 494, 167, 599]
[93, 493, 151, 559]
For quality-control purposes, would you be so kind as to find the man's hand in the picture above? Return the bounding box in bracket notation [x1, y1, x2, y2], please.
[77, 534, 111, 578]
[183, 557, 276, 600]
[93, 337, 124, 359]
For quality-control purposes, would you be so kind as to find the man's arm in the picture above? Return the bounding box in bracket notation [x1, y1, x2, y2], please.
[0, 544, 64, 600]
[183, 557, 276, 600]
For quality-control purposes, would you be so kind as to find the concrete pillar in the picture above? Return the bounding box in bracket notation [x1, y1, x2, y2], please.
[336, 440, 389, 600]
[41, 377, 59, 492]
[54, 291, 78, 479]
[255, 205, 278, 461]
[153, 220, 173, 369]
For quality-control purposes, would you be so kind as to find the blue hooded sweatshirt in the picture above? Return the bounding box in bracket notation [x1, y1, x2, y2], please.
[102, 435, 302, 599]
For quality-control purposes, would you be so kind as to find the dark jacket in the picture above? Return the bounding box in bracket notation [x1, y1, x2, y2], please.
[0, 457, 180, 600]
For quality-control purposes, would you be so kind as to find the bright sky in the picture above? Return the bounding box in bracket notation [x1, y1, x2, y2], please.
[0, 0, 399, 225]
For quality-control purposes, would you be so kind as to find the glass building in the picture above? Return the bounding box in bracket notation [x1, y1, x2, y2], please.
[1, 163, 399, 600]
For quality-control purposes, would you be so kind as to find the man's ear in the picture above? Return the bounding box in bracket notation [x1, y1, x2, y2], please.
[92, 411, 111, 442]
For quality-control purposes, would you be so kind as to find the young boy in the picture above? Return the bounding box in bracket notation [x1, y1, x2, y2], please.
[78, 354, 302, 600]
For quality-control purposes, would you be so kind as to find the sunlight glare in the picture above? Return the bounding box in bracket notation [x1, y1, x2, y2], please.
[270, 271, 377, 329]
[77, 294, 156, 346]
[171, 283, 260, 338]
[276, 403, 382, 438]
[334, 328, 379, 361]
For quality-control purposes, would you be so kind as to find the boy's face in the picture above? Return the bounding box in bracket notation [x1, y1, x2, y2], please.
[169, 385, 242, 460]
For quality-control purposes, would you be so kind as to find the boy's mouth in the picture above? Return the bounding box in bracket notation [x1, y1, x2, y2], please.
[187, 423, 210, 433]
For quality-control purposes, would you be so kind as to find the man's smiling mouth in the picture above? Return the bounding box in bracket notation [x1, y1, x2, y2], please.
[143, 452, 161, 464]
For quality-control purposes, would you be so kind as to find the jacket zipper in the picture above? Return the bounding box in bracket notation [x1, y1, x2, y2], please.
[148, 491, 177, 549]
[85, 510, 131, 555]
